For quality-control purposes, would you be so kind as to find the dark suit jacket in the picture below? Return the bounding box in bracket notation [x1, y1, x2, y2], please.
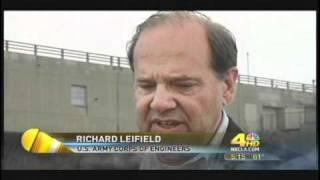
[220, 116, 243, 147]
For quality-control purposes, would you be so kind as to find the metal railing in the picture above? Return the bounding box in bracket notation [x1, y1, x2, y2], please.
[238, 75, 315, 93]
[4, 40, 316, 93]
[3, 40, 130, 68]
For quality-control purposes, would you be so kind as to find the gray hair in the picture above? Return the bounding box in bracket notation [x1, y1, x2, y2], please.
[126, 11, 237, 79]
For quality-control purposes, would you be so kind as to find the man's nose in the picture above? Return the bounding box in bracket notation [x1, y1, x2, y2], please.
[150, 85, 177, 113]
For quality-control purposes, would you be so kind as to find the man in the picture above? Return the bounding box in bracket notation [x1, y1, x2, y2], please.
[126, 11, 243, 169]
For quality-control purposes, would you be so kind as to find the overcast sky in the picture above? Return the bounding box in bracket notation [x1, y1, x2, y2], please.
[4, 11, 316, 84]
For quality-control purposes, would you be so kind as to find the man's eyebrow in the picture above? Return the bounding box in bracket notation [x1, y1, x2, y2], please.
[136, 76, 200, 82]
[167, 76, 201, 82]
[136, 78, 155, 83]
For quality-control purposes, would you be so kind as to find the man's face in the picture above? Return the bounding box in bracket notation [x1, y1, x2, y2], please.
[133, 21, 227, 133]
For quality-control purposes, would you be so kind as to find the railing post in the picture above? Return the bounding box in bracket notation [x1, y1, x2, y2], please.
[302, 84, 305, 92]
[34, 45, 37, 56]
[254, 77, 257, 86]
[61, 49, 64, 60]
[86, 52, 89, 63]
[111, 56, 114, 68]
[312, 79, 316, 95]
[117, 57, 121, 69]
[5, 40, 9, 51]
[271, 79, 274, 88]
[286, 81, 289, 90]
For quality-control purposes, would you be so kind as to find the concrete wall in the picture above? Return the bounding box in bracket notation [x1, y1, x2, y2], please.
[4, 52, 136, 132]
[4, 51, 316, 133]
[227, 83, 316, 132]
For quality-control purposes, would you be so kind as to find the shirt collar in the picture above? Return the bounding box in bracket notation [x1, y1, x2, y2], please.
[166, 110, 230, 164]
[210, 110, 229, 146]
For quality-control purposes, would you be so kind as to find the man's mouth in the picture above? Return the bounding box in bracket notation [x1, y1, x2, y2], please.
[151, 119, 187, 132]
[156, 121, 181, 128]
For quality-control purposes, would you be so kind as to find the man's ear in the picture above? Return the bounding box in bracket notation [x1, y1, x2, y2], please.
[223, 67, 239, 105]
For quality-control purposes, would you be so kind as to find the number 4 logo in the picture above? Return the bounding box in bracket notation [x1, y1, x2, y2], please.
[231, 133, 261, 147]
[231, 133, 246, 147]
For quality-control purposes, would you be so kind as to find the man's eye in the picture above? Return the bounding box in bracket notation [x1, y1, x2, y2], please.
[176, 83, 194, 90]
